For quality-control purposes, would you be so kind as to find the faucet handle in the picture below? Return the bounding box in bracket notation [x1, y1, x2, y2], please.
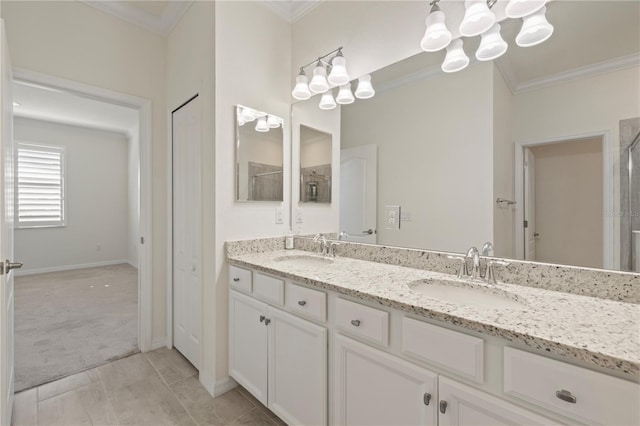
[447, 255, 466, 279]
[486, 259, 509, 284]
[329, 242, 340, 257]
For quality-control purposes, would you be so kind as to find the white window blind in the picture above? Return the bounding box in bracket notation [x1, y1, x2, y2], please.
[16, 143, 65, 228]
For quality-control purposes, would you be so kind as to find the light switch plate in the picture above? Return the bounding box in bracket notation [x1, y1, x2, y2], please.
[384, 205, 401, 230]
[275, 207, 284, 224]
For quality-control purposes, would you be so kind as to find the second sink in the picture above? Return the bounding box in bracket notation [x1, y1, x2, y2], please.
[273, 254, 335, 267]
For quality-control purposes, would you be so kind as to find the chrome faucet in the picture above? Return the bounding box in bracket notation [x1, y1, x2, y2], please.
[313, 234, 328, 255]
[465, 246, 480, 280]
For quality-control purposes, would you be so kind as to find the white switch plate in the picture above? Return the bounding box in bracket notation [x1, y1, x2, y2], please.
[296, 209, 304, 224]
[275, 207, 284, 224]
[384, 205, 401, 230]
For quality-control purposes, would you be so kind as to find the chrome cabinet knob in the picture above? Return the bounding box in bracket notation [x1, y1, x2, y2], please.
[264, 318, 271, 326]
[233, 277, 240, 282]
[350, 319, 361, 327]
[298, 300, 307, 306]
[439, 400, 448, 414]
[556, 389, 577, 403]
[423, 393, 431, 406]
[259, 315, 265, 323]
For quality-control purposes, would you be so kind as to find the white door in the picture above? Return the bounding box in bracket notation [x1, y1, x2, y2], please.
[172, 95, 202, 369]
[267, 306, 327, 426]
[334, 334, 438, 426]
[438, 377, 556, 425]
[0, 20, 15, 426]
[340, 145, 377, 243]
[229, 290, 268, 405]
[524, 148, 536, 261]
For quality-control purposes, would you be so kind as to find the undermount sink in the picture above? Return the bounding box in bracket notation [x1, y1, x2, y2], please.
[273, 254, 334, 266]
[407, 278, 526, 309]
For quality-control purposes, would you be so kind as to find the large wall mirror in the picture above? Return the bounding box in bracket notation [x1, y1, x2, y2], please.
[305, 0, 639, 272]
[300, 125, 332, 203]
[236, 105, 284, 202]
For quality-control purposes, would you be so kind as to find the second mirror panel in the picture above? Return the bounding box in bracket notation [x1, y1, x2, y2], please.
[300, 125, 332, 203]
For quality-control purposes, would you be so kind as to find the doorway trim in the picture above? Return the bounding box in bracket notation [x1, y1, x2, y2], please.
[514, 130, 613, 269]
[13, 68, 154, 352]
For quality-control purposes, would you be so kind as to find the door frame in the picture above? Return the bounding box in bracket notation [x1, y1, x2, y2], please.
[12, 68, 154, 352]
[514, 130, 613, 269]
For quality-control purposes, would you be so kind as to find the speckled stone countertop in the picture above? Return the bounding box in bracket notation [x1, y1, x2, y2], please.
[227, 249, 640, 381]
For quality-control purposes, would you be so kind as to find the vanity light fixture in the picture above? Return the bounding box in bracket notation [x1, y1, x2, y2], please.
[336, 82, 355, 104]
[355, 74, 375, 99]
[309, 60, 330, 94]
[255, 116, 269, 132]
[420, 0, 554, 73]
[328, 50, 350, 86]
[267, 115, 281, 128]
[292, 68, 312, 100]
[319, 90, 337, 110]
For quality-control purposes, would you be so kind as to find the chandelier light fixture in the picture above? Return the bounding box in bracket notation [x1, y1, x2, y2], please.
[421, 0, 554, 73]
[292, 47, 375, 110]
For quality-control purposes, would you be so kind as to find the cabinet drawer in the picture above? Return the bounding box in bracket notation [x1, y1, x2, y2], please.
[402, 317, 484, 383]
[335, 298, 389, 346]
[285, 283, 326, 322]
[504, 347, 640, 425]
[229, 265, 252, 293]
[253, 272, 284, 305]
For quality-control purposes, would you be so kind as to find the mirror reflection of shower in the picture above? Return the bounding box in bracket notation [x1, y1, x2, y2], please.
[628, 130, 640, 271]
[299, 125, 332, 204]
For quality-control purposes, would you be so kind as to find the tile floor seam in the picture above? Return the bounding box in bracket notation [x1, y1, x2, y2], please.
[166, 376, 201, 426]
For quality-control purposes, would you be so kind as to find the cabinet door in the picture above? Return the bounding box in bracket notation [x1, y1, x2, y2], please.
[267, 306, 327, 426]
[229, 290, 268, 405]
[438, 377, 558, 426]
[334, 334, 438, 426]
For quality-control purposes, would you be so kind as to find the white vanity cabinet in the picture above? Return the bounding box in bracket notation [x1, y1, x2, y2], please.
[229, 289, 327, 426]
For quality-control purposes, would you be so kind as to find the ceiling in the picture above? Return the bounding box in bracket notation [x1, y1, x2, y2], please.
[374, 0, 640, 93]
[13, 81, 139, 136]
[260, 0, 323, 22]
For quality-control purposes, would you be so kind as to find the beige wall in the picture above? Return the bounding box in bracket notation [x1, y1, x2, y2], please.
[214, 1, 291, 382]
[530, 138, 603, 268]
[341, 62, 494, 253]
[2, 1, 167, 342]
[300, 135, 332, 169]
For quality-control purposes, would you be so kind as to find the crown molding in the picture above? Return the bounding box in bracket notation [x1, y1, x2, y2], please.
[82, 1, 193, 36]
[515, 53, 640, 94]
[494, 56, 518, 94]
[260, 0, 323, 23]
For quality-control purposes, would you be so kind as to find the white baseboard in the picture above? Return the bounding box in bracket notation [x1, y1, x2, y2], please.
[14, 259, 130, 276]
[150, 337, 168, 351]
[213, 376, 237, 397]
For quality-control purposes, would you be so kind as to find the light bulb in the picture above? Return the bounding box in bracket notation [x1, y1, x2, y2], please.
[505, 0, 546, 19]
[309, 61, 329, 94]
[476, 23, 508, 61]
[459, 0, 496, 37]
[292, 69, 311, 100]
[421, 5, 452, 52]
[355, 74, 375, 99]
[328, 52, 350, 86]
[267, 115, 280, 128]
[319, 91, 337, 110]
[441, 39, 469, 73]
[336, 83, 355, 105]
[516, 6, 553, 47]
[255, 116, 269, 132]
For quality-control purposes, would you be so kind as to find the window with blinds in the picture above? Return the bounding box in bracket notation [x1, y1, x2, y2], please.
[16, 143, 65, 228]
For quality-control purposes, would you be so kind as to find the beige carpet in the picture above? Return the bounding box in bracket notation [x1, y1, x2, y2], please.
[14, 264, 138, 392]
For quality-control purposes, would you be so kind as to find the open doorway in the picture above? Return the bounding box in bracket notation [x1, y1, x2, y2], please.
[515, 134, 612, 269]
[10, 72, 152, 392]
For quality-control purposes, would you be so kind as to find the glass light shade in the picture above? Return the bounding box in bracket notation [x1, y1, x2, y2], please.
[441, 39, 470, 73]
[309, 64, 329, 94]
[459, 0, 496, 37]
[476, 23, 508, 61]
[421, 10, 452, 52]
[240, 107, 256, 122]
[328, 55, 350, 86]
[336, 83, 355, 105]
[319, 91, 337, 110]
[505, 0, 546, 19]
[255, 116, 269, 132]
[516, 6, 553, 47]
[355, 74, 375, 99]
[267, 115, 280, 128]
[292, 73, 311, 100]
[237, 117, 246, 126]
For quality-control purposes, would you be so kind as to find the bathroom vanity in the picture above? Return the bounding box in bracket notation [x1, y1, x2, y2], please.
[226, 239, 640, 426]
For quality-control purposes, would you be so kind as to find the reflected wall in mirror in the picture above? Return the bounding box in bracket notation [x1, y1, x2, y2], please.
[300, 125, 332, 203]
[332, 0, 639, 271]
[236, 105, 284, 202]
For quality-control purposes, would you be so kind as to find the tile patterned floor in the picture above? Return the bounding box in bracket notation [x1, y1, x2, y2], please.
[12, 348, 285, 426]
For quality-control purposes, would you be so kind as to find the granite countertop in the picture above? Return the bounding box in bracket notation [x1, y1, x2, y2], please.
[228, 249, 640, 381]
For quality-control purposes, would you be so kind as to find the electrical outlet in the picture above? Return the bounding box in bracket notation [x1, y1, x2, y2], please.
[296, 209, 304, 224]
[275, 207, 284, 224]
[384, 205, 401, 230]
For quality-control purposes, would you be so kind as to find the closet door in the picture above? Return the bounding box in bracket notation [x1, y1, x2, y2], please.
[172, 95, 201, 369]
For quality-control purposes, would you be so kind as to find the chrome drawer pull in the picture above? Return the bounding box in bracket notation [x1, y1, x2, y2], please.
[423, 393, 431, 406]
[351, 319, 361, 327]
[556, 390, 577, 404]
[233, 277, 240, 282]
[439, 400, 447, 414]
[264, 318, 271, 326]
[298, 300, 307, 306]
[259, 315, 265, 323]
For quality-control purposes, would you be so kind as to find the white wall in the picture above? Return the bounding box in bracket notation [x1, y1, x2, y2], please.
[214, 0, 291, 382]
[127, 123, 139, 267]
[14, 118, 128, 272]
[341, 62, 494, 253]
[165, 0, 216, 392]
[2, 0, 167, 342]
[292, 99, 341, 235]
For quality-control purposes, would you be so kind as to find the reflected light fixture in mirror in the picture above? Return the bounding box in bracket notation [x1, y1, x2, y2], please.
[336, 82, 355, 104]
[442, 39, 470, 73]
[355, 74, 375, 99]
[476, 23, 508, 61]
[255, 116, 269, 132]
[319, 90, 337, 110]
[421, 0, 452, 52]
